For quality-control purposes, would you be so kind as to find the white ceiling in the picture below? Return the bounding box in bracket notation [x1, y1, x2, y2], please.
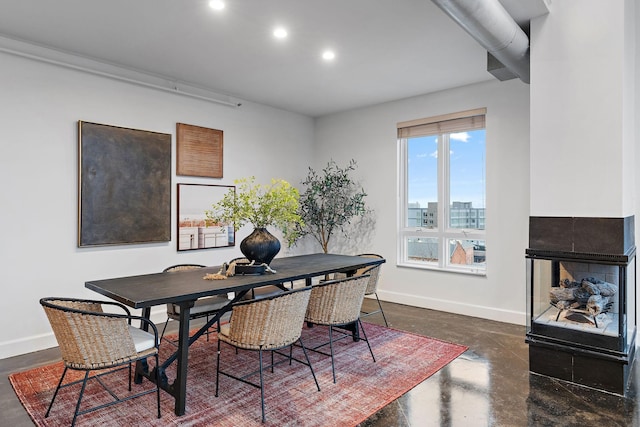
[0, 0, 548, 117]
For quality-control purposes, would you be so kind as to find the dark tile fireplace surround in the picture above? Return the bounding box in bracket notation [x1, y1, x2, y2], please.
[526, 216, 637, 395]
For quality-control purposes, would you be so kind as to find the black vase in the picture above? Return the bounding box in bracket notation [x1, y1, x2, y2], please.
[240, 228, 281, 265]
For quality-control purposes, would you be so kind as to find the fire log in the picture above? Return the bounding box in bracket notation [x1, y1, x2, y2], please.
[581, 278, 617, 297]
[587, 294, 612, 316]
[550, 287, 576, 303]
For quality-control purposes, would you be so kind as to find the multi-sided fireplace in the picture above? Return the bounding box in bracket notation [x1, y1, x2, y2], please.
[525, 216, 637, 395]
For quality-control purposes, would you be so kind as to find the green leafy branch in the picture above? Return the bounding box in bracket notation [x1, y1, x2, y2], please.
[295, 160, 367, 253]
[206, 177, 303, 246]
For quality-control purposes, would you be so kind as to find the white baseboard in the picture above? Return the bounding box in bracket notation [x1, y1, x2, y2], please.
[375, 290, 526, 326]
[0, 332, 58, 360]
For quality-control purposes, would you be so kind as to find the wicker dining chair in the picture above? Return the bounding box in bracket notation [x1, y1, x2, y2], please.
[39, 297, 161, 426]
[215, 286, 320, 423]
[304, 275, 376, 383]
[161, 264, 230, 343]
[334, 253, 388, 326]
[228, 257, 287, 300]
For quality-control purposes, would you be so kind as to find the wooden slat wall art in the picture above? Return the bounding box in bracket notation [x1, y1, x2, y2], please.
[176, 123, 223, 178]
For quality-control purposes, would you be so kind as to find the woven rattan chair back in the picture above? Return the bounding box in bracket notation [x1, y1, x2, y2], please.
[332, 254, 382, 294]
[42, 299, 149, 369]
[163, 264, 206, 273]
[305, 275, 370, 326]
[39, 297, 161, 426]
[332, 254, 388, 326]
[223, 286, 311, 350]
[228, 257, 287, 299]
[350, 254, 383, 293]
[361, 264, 381, 295]
[161, 264, 229, 344]
[354, 254, 388, 326]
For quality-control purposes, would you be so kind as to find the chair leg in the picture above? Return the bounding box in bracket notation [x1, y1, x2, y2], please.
[47, 358, 161, 424]
[328, 326, 336, 383]
[154, 353, 161, 419]
[297, 338, 321, 392]
[72, 371, 90, 427]
[375, 293, 389, 327]
[45, 366, 69, 418]
[215, 338, 222, 397]
[289, 344, 293, 365]
[259, 348, 266, 423]
[358, 319, 376, 362]
[160, 319, 170, 343]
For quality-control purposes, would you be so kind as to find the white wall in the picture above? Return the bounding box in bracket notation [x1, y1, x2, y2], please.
[0, 51, 314, 359]
[530, 0, 635, 217]
[314, 79, 530, 324]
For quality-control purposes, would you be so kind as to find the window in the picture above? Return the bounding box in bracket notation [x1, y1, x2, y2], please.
[397, 108, 486, 274]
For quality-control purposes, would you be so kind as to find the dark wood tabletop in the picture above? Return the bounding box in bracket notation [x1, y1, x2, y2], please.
[85, 253, 385, 309]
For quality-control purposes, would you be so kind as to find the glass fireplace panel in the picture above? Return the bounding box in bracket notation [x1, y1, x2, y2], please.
[532, 259, 619, 334]
[527, 255, 634, 353]
[626, 259, 636, 351]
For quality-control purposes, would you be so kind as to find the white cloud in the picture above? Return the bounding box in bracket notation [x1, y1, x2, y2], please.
[450, 132, 470, 142]
[430, 150, 438, 158]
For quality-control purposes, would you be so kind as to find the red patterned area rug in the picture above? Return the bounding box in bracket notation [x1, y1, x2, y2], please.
[10, 323, 467, 426]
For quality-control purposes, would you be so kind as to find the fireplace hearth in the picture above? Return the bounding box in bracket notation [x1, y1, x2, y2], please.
[526, 216, 637, 395]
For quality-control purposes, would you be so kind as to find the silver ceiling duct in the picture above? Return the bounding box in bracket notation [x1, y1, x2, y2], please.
[432, 0, 530, 83]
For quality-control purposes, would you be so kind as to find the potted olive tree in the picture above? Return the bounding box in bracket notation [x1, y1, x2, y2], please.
[206, 177, 303, 265]
[295, 160, 368, 253]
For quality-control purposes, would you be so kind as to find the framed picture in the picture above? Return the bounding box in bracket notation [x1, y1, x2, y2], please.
[78, 121, 172, 247]
[177, 183, 235, 251]
[176, 123, 223, 178]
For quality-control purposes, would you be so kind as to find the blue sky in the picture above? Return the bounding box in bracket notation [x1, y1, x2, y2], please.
[407, 129, 486, 208]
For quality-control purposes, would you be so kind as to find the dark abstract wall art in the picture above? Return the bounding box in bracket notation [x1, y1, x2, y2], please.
[78, 121, 171, 247]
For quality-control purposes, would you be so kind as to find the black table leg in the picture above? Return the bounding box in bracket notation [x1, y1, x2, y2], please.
[343, 271, 361, 341]
[342, 321, 360, 341]
[141, 307, 151, 330]
[173, 301, 193, 416]
[134, 307, 153, 384]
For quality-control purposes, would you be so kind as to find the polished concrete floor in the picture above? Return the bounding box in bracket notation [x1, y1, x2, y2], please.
[2, 300, 639, 426]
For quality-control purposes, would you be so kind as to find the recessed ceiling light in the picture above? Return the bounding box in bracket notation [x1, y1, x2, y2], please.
[209, 0, 225, 11]
[273, 27, 288, 39]
[322, 50, 336, 61]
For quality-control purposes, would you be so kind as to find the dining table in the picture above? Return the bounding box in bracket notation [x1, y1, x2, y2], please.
[85, 252, 385, 416]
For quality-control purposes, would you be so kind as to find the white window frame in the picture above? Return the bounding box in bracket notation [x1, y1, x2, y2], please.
[397, 108, 487, 275]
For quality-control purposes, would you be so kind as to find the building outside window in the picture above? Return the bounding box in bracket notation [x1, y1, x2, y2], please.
[397, 108, 486, 274]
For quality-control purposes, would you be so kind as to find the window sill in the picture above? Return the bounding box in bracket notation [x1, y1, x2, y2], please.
[397, 261, 487, 277]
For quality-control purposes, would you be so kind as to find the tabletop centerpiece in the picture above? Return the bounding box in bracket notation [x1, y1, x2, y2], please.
[206, 177, 303, 272]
